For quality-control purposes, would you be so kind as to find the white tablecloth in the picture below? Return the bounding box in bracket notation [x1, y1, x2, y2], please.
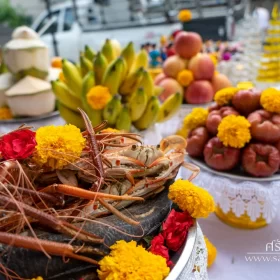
[199, 213, 280, 280]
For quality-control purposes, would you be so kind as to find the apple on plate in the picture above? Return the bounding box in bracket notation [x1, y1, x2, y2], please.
[188, 54, 215, 80]
[184, 80, 214, 104]
[162, 55, 187, 79]
[158, 78, 183, 102]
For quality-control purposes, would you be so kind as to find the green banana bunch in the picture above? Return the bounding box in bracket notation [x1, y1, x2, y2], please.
[52, 80, 83, 112]
[58, 102, 85, 129]
[84, 45, 96, 61]
[133, 96, 160, 130]
[130, 49, 149, 74]
[121, 42, 135, 71]
[62, 59, 83, 98]
[128, 87, 148, 121]
[101, 39, 115, 64]
[119, 67, 144, 95]
[102, 57, 124, 95]
[157, 92, 183, 122]
[103, 95, 122, 126]
[80, 55, 93, 77]
[93, 52, 108, 85]
[138, 70, 154, 99]
[116, 106, 131, 131]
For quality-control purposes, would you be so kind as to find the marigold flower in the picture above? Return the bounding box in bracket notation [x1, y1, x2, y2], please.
[100, 128, 119, 134]
[183, 108, 208, 133]
[178, 9, 192, 22]
[177, 70, 194, 87]
[260, 88, 280, 113]
[168, 179, 215, 218]
[0, 107, 13, 120]
[34, 124, 85, 170]
[217, 115, 251, 148]
[176, 127, 188, 139]
[87, 86, 111, 110]
[204, 236, 217, 267]
[209, 54, 218, 66]
[236, 81, 254, 90]
[98, 240, 169, 280]
[31, 277, 44, 280]
[214, 87, 239, 106]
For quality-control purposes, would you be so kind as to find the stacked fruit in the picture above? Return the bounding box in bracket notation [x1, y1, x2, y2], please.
[53, 40, 182, 131]
[155, 31, 231, 104]
[184, 87, 280, 177]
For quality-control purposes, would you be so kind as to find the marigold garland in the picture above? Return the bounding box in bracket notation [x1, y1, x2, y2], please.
[87, 86, 111, 110]
[177, 70, 194, 87]
[204, 236, 217, 268]
[0, 107, 13, 120]
[98, 240, 169, 280]
[177, 9, 192, 22]
[214, 87, 239, 106]
[183, 108, 209, 133]
[260, 88, 280, 113]
[217, 115, 251, 148]
[168, 179, 215, 218]
[34, 124, 85, 170]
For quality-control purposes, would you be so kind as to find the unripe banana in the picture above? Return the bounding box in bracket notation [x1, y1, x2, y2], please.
[62, 59, 83, 98]
[130, 49, 149, 74]
[103, 95, 122, 126]
[121, 41, 135, 71]
[128, 87, 148, 121]
[84, 45, 96, 61]
[119, 67, 144, 95]
[80, 55, 93, 77]
[93, 52, 108, 85]
[58, 102, 85, 130]
[102, 57, 124, 95]
[157, 92, 183, 123]
[101, 39, 115, 63]
[119, 57, 127, 83]
[52, 80, 83, 112]
[133, 96, 160, 130]
[138, 70, 154, 99]
[116, 106, 131, 131]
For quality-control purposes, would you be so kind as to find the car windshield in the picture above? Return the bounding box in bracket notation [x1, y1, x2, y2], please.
[35, 10, 59, 35]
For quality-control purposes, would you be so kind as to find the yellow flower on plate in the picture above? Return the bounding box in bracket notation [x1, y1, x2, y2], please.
[214, 87, 239, 106]
[217, 115, 251, 148]
[183, 108, 208, 133]
[236, 81, 254, 90]
[204, 236, 217, 267]
[34, 124, 85, 170]
[168, 179, 215, 218]
[178, 9, 192, 22]
[101, 128, 120, 134]
[87, 86, 111, 110]
[177, 69, 194, 87]
[98, 240, 169, 280]
[0, 107, 13, 120]
[260, 88, 280, 113]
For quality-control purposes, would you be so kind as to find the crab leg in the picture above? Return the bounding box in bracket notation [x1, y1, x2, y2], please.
[0, 232, 102, 265]
[182, 162, 200, 181]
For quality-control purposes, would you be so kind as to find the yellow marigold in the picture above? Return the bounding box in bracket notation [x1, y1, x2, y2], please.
[34, 124, 85, 170]
[178, 9, 192, 22]
[177, 69, 194, 87]
[101, 128, 119, 134]
[260, 88, 280, 113]
[204, 236, 217, 268]
[214, 87, 239, 106]
[87, 86, 111, 110]
[98, 240, 169, 280]
[31, 277, 44, 280]
[209, 54, 218, 66]
[176, 127, 188, 139]
[0, 107, 13, 120]
[217, 115, 251, 148]
[168, 179, 215, 218]
[183, 108, 208, 132]
[236, 81, 254, 90]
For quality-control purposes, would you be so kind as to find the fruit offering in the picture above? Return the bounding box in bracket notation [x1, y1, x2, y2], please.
[54, 40, 183, 131]
[180, 86, 280, 177]
[154, 31, 231, 104]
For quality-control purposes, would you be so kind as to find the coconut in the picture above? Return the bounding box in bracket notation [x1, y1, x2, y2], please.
[3, 26, 49, 80]
[5, 76, 55, 117]
[0, 73, 14, 107]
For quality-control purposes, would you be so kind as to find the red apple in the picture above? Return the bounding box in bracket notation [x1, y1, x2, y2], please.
[174, 31, 202, 59]
[158, 78, 183, 102]
[162, 55, 186, 79]
[204, 137, 240, 171]
[184, 80, 214, 104]
[188, 54, 215, 80]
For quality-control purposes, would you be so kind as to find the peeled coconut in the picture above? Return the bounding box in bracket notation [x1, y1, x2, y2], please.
[3, 26, 49, 79]
[0, 73, 14, 107]
[5, 76, 55, 117]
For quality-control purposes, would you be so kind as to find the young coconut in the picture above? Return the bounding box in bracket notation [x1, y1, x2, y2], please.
[5, 76, 55, 117]
[3, 26, 49, 80]
[0, 73, 14, 107]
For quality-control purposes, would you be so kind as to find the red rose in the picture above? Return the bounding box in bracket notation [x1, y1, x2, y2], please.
[151, 234, 173, 267]
[0, 129, 36, 160]
[162, 209, 194, 251]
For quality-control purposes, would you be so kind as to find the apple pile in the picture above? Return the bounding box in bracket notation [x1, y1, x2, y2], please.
[186, 87, 280, 177]
[155, 31, 231, 104]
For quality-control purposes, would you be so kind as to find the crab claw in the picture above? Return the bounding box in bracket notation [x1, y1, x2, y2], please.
[160, 135, 187, 153]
